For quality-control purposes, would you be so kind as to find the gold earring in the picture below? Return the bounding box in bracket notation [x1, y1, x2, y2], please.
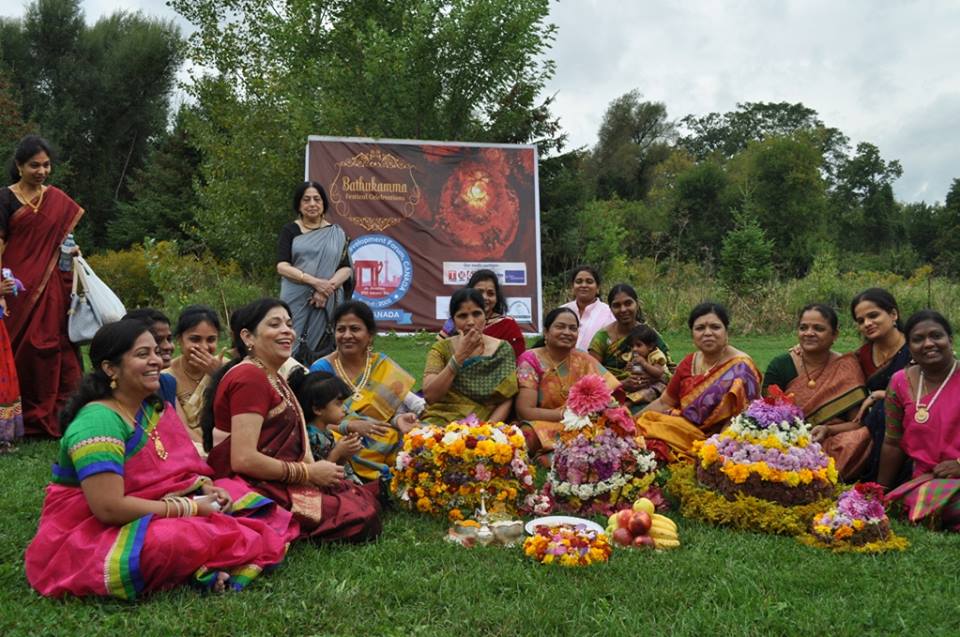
[110, 377, 118, 390]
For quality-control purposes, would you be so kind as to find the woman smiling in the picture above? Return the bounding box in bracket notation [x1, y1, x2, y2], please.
[636, 302, 761, 461]
[763, 304, 869, 480]
[882, 310, 960, 531]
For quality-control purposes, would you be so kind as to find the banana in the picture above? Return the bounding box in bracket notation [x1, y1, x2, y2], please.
[651, 514, 677, 531]
[649, 527, 678, 541]
[652, 537, 680, 550]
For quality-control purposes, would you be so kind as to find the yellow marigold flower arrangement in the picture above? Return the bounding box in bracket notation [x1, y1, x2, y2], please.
[523, 524, 611, 567]
[391, 416, 540, 517]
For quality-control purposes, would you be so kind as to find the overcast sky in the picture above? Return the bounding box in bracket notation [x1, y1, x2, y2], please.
[5, 0, 958, 203]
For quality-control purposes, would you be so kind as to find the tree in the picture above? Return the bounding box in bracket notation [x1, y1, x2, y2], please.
[830, 142, 903, 250]
[171, 0, 563, 271]
[668, 159, 734, 263]
[727, 135, 828, 276]
[902, 201, 942, 263]
[590, 90, 674, 200]
[719, 204, 774, 294]
[678, 101, 848, 183]
[0, 0, 184, 249]
[0, 69, 30, 152]
[539, 149, 591, 277]
[107, 108, 202, 249]
[935, 178, 960, 276]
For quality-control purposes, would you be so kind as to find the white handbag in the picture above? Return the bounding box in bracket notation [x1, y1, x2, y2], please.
[67, 255, 127, 344]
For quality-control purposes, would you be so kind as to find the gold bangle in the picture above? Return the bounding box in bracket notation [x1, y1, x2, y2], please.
[300, 462, 310, 485]
[162, 500, 169, 518]
[299, 270, 306, 283]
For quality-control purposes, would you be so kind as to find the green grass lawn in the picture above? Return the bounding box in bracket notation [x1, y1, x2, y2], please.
[2, 333, 959, 637]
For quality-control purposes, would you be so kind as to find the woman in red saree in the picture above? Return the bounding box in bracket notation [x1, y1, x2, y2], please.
[881, 310, 960, 532]
[1, 136, 83, 437]
[636, 302, 761, 462]
[204, 298, 381, 542]
[25, 320, 295, 598]
[437, 268, 525, 359]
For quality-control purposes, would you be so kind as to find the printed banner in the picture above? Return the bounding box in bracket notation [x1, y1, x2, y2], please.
[305, 137, 542, 333]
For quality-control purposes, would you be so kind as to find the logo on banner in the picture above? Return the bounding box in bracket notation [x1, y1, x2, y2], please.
[328, 148, 421, 232]
[349, 235, 414, 322]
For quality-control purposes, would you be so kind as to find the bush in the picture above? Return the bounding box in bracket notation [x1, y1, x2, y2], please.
[86, 245, 161, 309]
[143, 239, 273, 323]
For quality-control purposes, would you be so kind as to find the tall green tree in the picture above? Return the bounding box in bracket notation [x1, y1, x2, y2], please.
[727, 135, 828, 276]
[590, 90, 674, 200]
[678, 101, 848, 182]
[171, 0, 562, 271]
[719, 203, 774, 295]
[108, 108, 202, 249]
[668, 159, 734, 263]
[830, 142, 903, 250]
[0, 0, 183, 248]
[935, 178, 960, 276]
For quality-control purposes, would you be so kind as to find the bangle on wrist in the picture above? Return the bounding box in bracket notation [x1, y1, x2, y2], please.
[448, 354, 460, 371]
[299, 270, 306, 283]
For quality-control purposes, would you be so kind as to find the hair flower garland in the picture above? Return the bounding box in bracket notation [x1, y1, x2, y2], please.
[797, 482, 909, 553]
[523, 524, 611, 567]
[391, 419, 537, 518]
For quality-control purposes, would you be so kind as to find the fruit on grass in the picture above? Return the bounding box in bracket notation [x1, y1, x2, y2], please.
[651, 513, 677, 530]
[632, 498, 655, 515]
[627, 511, 652, 535]
[612, 527, 634, 546]
[633, 534, 656, 548]
[607, 512, 620, 528]
[652, 537, 680, 550]
[616, 509, 633, 529]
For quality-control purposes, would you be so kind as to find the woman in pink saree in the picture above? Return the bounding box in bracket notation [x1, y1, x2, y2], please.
[25, 321, 296, 598]
[881, 310, 960, 532]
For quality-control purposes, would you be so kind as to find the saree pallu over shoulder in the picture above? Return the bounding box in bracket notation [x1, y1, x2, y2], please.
[280, 224, 350, 352]
[786, 353, 869, 481]
[25, 403, 294, 598]
[518, 349, 619, 450]
[4, 186, 83, 343]
[787, 353, 867, 426]
[636, 354, 761, 461]
[208, 365, 381, 542]
[312, 352, 414, 481]
[421, 339, 518, 426]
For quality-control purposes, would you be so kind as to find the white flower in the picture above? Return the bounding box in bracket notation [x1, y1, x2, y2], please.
[491, 428, 509, 445]
[441, 431, 460, 446]
[561, 408, 592, 431]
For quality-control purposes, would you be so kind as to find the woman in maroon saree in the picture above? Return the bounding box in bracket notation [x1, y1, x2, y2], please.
[204, 298, 381, 542]
[1, 136, 83, 437]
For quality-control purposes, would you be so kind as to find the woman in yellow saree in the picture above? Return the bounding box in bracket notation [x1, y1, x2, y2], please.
[310, 301, 423, 482]
[763, 304, 869, 480]
[636, 302, 761, 461]
[516, 307, 619, 457]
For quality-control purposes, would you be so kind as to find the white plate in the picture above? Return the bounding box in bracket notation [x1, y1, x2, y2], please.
[525, 515, 604, 535]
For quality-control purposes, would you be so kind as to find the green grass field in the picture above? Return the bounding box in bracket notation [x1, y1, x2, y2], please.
[2, 332, 959, 637]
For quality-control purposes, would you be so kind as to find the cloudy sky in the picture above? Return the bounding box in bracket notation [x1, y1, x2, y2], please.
[5, 0, 958, 203]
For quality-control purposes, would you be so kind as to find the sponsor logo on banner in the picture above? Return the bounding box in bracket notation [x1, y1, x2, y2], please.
[442, 262, 527, 286]
[436, 296, 532, 323]
[349, 235, 414, 321]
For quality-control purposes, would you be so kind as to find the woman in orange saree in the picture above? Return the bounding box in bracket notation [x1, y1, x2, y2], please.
[1, 136, 83, 437]
[763, 304, 869, 481]
[516, 307, 619, 457]
[636, 302, 761, 461]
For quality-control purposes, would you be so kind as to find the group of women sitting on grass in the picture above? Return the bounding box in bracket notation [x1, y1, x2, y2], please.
[22, 266, 960, 600]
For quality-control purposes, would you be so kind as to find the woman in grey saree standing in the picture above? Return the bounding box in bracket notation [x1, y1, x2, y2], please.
[276, 181, 353, 365]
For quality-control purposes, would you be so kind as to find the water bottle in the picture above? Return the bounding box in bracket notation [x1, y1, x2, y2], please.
[59, 233, 76, 271]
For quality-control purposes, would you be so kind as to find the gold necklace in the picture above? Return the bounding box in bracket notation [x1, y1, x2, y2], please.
[175, 358, 204, 385]
[799, 353, 827, 388]
[915, 359, 957, 424]
[12, 183, 44, 212]
[250, 357, 306, 424]
[540, 348, 571, 396]
[333, 350, 373, 401]
[696, 347, 728, 375]
[114, 399, 167, 460]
